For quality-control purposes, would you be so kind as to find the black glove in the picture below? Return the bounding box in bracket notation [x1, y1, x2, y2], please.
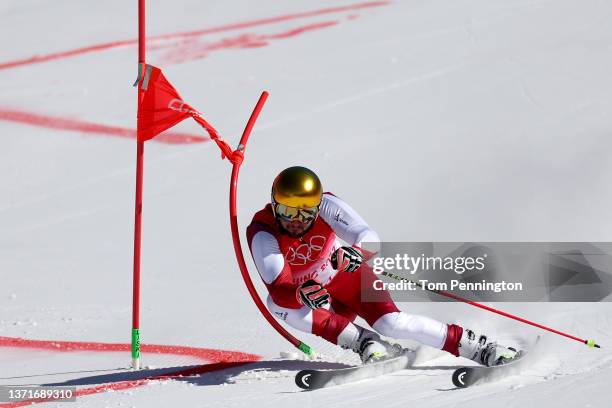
[330, 246, 363, 272]
[298, 279, 330, 309]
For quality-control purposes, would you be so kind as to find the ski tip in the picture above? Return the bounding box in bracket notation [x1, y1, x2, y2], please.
[295, 370, 316, 390]
[452, 367, 470, 388]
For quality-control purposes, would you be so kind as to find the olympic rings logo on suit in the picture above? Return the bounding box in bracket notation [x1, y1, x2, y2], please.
[284, 235, 327, 266]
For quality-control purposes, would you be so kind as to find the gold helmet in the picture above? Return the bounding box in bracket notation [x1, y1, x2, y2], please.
[272, 166, 322, 210]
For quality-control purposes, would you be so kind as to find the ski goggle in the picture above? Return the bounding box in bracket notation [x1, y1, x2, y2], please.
[273, 202, 319, 223]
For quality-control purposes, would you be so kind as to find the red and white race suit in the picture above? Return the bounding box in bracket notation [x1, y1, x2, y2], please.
[247, 193, 461, 354]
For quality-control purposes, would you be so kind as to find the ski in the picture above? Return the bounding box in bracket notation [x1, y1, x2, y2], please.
[295, 349, 416, 390]
[451, 336, 540, 388]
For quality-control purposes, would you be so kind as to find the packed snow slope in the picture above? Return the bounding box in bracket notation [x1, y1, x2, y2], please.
[1, 0, 612, 407]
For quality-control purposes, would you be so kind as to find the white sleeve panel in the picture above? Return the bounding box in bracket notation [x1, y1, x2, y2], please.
[266, 295, 314, 334]
[318, 194, 381, 246]
[251, 231, 285, 284]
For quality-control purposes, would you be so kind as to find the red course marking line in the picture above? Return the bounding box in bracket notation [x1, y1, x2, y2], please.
[264, 20, 339, 40]
[0, 336, 261, 408]
[0, 108, 206, 144]
[0, 336, 258, 362]
[0, 1, 390, 71]
[0, 20, 341, 143]
[151, 1, 388, 42]
[160, 20, 340, 65]
[0, 3, 390, 142]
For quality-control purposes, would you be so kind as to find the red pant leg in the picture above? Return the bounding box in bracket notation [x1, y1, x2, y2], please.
[329, 298, 358, 322]
[327, 264, 400, 327]
[311, 307, 352, 344]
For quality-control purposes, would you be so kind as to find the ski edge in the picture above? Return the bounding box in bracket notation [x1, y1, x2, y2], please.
[295, 349, 415, 390]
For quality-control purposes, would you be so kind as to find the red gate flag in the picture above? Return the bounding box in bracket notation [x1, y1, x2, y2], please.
[134, 64, 238, 161]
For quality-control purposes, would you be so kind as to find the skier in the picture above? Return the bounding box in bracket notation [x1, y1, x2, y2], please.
[247, 166, 518, 365]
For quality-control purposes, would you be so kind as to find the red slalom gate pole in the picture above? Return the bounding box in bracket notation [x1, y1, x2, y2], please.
[131, 0, 146, 369]
[381, 272, 601, 348]
[228, 92, 314, 358]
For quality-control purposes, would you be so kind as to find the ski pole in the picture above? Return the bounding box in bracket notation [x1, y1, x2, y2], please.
[380, 271, 601, 348]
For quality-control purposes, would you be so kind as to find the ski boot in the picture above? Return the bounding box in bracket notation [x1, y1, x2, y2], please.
[458, 329, 519, 367]
[338, 324, 403, 364]
[352, 328, 401, 364]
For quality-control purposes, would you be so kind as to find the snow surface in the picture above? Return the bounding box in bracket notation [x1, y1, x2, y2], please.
[1, 0, 612, 406]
